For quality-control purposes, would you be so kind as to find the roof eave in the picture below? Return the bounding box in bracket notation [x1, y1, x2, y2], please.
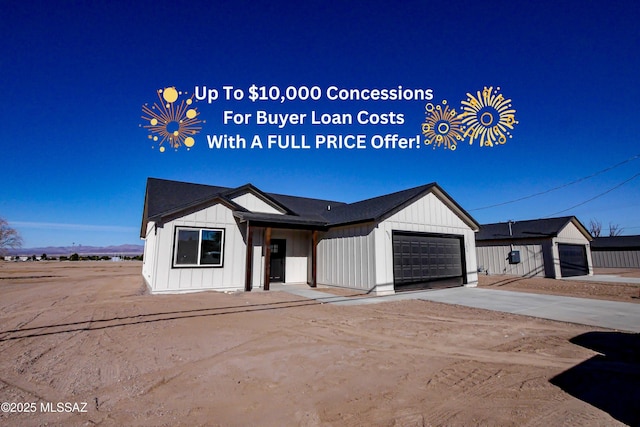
[150, 196, 247, 225]
[234, 211, 329, 230]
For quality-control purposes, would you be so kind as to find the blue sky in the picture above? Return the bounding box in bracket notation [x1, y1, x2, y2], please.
[2, 0, 639, 248]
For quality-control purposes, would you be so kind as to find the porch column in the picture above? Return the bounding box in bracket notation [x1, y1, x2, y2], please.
[244, 221, 253, 292]
[311, 230, 318, 287]
[263, 227, 272, 291]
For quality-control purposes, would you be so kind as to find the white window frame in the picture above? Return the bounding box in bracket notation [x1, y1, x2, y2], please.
[172, 226, 225, 268]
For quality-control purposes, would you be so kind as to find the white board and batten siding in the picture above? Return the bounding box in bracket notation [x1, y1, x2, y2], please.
[317, 223, 377, 291]
[557, 222, 591, 244]
[476, 244, 545, 277]
[142, 220, 158, 285]
[231, 193, 284, 214]
[147, 203, 247, 293]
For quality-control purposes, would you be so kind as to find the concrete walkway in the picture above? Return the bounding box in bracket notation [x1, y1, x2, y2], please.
[274, 284, 640, 333]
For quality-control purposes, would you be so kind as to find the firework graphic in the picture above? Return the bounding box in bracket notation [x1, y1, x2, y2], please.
[459, 86, 517, 147]
[141, 87, 204, 152]
[421, 100, 465, 150]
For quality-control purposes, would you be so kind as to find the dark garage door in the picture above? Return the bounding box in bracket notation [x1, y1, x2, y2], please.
[393, 232, 464, 290]
[558, 244, 588, 277]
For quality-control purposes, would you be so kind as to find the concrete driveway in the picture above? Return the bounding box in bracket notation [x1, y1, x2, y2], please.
[276, 285, 640, 333]
[415, 287, 640, 333]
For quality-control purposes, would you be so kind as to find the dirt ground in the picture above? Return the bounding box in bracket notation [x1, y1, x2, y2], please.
[0, 261, 638, 426]
[478, 268, 640, 303]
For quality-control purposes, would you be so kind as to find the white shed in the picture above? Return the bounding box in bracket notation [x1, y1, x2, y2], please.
[476, 216, 593, 278]
[140, 178, 480, 294]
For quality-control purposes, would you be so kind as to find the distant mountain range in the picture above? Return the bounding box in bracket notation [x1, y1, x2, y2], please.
[4, 244, 144, 256]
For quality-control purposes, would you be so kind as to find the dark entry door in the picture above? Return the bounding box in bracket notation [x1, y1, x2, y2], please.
[392, 232, 464, 290]
[269, 239, 286, 282]
[558, 244, 588, 277]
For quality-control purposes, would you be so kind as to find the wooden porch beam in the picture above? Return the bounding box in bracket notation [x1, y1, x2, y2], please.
[263, 227, 272, 291]
[244, 221, 253, 292]
[311, 230, 318, 287]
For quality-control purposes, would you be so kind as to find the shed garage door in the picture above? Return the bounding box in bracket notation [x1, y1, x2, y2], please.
[558, 244, 588, 277]
[393, 232, 464, 290]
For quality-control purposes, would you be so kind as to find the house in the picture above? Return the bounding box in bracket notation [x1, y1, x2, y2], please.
[140, 178, 480, 294]
[475, 216, 593, 278]
[591, 235, 640, 268]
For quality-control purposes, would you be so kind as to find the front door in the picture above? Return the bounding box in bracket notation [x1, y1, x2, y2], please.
[269, 239, 286, 282]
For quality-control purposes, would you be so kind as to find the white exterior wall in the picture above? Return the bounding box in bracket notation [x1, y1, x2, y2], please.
[476, 244, 545, 277]
[142, 221, 158, 288]
[250, 227, 265, 289]
[231, 193, 283, 214]
[147, 203, 247, 293]
[271, 229, 311, 284]
[557, 222, 589, 243]
[316, 223, 377, 291]
[374, 193, 478, 291]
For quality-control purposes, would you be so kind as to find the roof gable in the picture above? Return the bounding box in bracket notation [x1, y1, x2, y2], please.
[323, 183, 479, 230]
[223, 184, 290, 215]
[558, 218, 593, 242]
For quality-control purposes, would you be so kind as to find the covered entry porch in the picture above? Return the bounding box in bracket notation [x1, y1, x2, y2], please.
[242, 220, 322, 292]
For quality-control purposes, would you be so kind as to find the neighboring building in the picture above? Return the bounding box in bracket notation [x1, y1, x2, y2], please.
[476, 216, 593, 278]
[140, 178, 480, 294]
[591, 236, 640, 268]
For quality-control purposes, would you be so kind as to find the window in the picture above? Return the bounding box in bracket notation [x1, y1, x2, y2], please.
[173, 227, 224, 267]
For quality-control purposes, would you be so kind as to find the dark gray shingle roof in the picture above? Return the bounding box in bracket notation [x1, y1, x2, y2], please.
[323, 184, 437, 225]
[265, 192, 347, 218]
[476, 216, 590, 241]
[144, 178, 231, 220]
[591, 235, 640, 249]
[141, 177, 478, 237]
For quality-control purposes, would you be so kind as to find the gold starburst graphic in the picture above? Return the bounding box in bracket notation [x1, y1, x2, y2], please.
[141, 87, 204, 152]
[459, 86, 517, 147]
[421, 100, 465, 150]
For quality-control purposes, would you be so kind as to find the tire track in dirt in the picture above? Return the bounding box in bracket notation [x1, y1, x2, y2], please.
[0, 297, 319, 342]
[525, 403, 627, 427]
[87, 328, 288, 410]
[288, 320, 583, 370]
[277, 309, 604, 426]
[0, 377, 48, 401]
